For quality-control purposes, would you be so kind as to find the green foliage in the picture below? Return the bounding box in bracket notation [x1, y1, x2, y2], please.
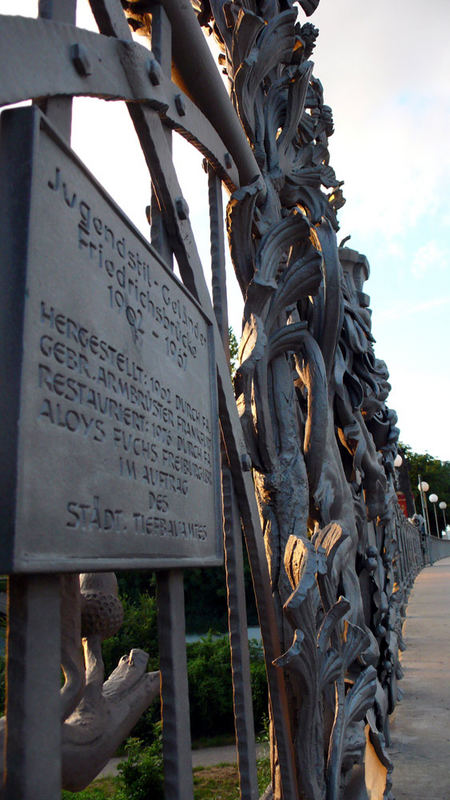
[186, 634, 267, 739]
[115, 563, 258, 636]
[401, 443, 450, 534]
[192, 764, 239, 799]
[228, 326, 239, 378]
[184, 567, 228, 633]
[116, 572, 156, 606]
[248, 639, 268, 734]
[62, 776, 117, 799]
[184, 558, 258, 633]
[187, 634, 234, 738]
[102, 593, 159, 677]
[101, 592, 160, 743]
[257, 757, 271, 796]
[59, 757, 271, 800]
[116, 725, 164, 800]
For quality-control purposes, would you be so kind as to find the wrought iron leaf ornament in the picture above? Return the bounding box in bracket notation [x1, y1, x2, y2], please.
[0, 2, 426, 798]
[199, 1, 420, 797]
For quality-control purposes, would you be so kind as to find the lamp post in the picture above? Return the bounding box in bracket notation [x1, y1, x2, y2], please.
[418, 478, 434, 564]
[418, 478, 431, 535]
[393, 453, 402, 491]
[439, 501, 447, 533]
[429, 493, 439, 537]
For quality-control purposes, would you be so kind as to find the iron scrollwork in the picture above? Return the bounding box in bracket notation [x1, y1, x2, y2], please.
[194, 1, 421, 797]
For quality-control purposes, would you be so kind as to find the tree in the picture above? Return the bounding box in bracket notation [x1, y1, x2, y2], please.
[401, 443, 450, 534]
[228, 326, 239, 378]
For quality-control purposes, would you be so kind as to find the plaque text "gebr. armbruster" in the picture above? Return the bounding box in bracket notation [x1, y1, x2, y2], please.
[0, 108, 222, 572]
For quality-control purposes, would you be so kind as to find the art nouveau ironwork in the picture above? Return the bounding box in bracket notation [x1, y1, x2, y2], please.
[0, 1, 425, 799]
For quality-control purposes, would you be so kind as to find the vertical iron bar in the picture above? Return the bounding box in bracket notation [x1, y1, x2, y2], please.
[418, 474, 432, 565]
[4, 3, 76, 797]
[424, 496, 432, 539]
[5, 576, 62, 800]
[432, 502, 439, 539]
[222, 469, 259, 800]
[208, 165, 259, 798]
[208, 165, 230, 355]
[150, 2, 173, 267]
[156, 571, 194, 800]
[151, 8, 192, 797]
[37, 0, 76, 140]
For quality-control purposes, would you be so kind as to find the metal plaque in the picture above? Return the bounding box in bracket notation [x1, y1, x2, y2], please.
[0, 107, 222, 572]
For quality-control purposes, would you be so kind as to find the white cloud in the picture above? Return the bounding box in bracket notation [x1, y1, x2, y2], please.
[377, 294, 450, 320]
[310, 0, 450, 238]
[411, 241, 450, 278]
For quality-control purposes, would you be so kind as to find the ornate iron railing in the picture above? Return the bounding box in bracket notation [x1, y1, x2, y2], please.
[0, 2, 424, 799]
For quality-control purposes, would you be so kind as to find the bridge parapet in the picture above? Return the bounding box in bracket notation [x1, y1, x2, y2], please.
[430, 536, 450, 563]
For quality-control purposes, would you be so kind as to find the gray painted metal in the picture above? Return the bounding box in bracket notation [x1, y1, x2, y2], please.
[0, 108, 222, 572]
[208, 163, 259, 799]
[0, 16, 239, 190]
[157, 571, 194, 800]
[4, 575, 62, 800]
[0, 2, 428, 799]
[429, 536, 450, 562]
[4, 4, 75, 793]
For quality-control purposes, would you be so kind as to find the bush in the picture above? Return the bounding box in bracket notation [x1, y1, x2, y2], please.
[117, 724, 164, 800]
[102, 593, 159, 677]
[101, 593, 161, 745]
[248, 639, 268, 735]
[186, 634, 268, 739]
[187, 634, 234, 738]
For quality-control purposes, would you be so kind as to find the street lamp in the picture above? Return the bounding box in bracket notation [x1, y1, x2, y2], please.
[418, 478, 434, 563]
[439, 501, 447, 532]
[429, 493, 439, 537]
[393, 453, 403, 490]
[418, 478, 431, 536]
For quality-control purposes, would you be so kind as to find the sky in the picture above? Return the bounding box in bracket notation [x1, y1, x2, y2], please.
[308, 0, 450, 462]
[2, 0, 450, 460]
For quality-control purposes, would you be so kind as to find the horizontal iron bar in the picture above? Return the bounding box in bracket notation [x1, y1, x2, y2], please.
[0, 15, 239, 190]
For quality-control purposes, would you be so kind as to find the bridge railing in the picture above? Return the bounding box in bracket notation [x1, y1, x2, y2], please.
[0, 3, 430, 800]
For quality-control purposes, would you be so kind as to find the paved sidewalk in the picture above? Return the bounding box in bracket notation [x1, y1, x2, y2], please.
[98, 742, 269, 778]
[388, 556, 450, 800]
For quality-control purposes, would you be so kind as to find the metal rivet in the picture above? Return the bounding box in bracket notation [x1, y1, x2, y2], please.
[71, 43, 92, 77]
[175, 197, 189, 220]
[174, 94, 186, 116]
[146, 58, 161, 86]
[224, 152, 232, 169]
[241, 453, 252, 472]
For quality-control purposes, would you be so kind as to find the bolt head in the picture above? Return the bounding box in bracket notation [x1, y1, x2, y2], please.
[175, 197, 189, 220]
[71, 43, 92, 77]
[146, 58, 161, 86]
[241, 453, 252, 472]
[174, 93, 186, 116]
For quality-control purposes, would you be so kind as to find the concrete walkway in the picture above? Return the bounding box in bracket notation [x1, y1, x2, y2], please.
[388, 556, 450, 800]
[98, 742, 269, 778]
